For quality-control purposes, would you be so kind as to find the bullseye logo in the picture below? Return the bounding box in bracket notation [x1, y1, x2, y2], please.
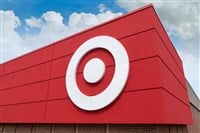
[66, 35, 129, 111]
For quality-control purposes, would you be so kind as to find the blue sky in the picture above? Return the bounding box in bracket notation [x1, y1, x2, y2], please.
[0, 0, 124, 35]
[0, 0, 199, 98]
[0, 0, 125, 27]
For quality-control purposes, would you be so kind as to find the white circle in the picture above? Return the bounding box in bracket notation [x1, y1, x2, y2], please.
[66, 35, 129, 111]
[83, 58, 105, 84]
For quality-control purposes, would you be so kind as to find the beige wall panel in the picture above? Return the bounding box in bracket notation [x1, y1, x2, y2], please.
[2, 124, 16, 133]
[16, 124, 32, 133]
[77, 124, 105, 133]
[187, 105, 200, 133]
[109, 124, 156, 133]
[156, 125, 169, 133]
[32, 124, 51, 133]
[52, 124, 75, 133]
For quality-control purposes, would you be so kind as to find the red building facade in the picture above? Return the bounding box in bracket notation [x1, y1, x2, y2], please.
[0, 4, 192, 126]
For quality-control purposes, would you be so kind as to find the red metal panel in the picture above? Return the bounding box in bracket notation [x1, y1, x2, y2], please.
[50, 56, 71, 79]
[137, 30, 185, 87]
[159, 60, 189, 105]
[48, 77, 68, 100]
[46, 90, 165, 123]
[3, 46, 53, 75]
[1, 102, 46, 123]
[0, 65, 3, 76]
[156, 37, 186, 88]
[1, 81, 49, 105]
[45, 89, 192, 124]
[0, 66, 3, 98]
[1, 62, 51, 90]
[161, 91, 192, 124]
[0, 105, 2, 122]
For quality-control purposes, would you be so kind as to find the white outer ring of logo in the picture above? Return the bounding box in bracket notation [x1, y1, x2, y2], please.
[66, 35, 129, 111]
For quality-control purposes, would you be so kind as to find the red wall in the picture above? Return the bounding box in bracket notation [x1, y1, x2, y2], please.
[0, 4, 192, 124]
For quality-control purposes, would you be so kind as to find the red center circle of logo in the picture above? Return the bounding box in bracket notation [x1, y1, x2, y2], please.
[76, 48, 115, 96]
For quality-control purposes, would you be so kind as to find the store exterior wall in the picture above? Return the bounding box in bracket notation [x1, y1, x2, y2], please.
[0, 4, 199, 133]
[0, 81, 199, 133]
[0, 4, 192, 124]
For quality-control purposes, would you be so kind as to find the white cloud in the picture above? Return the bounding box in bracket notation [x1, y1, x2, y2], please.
[23, 7, 122, 52]
[0, 10, 20, 30]
[116, 0, 200, 98]
[0, 10, 28, 63]
[25, 16, 42, 28]
[116, 0, 199, 40]
[67, 11, 122, 34]
[1, 4, 122, 63]
[42, 11, 64, 25]
[22, 11, 68, 50]
[178, 51, 200, 98]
